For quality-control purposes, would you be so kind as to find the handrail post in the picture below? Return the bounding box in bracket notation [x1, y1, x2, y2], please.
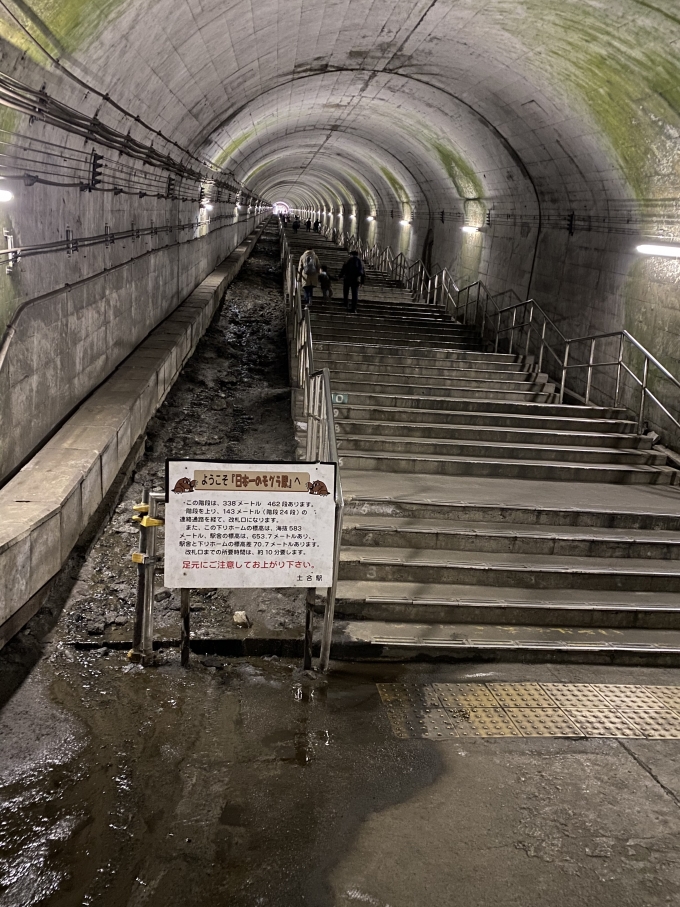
[318, 368, 344, 673]
[560, 343, 570, 403]
[538, 320, 546, 373]
[494, 311, 500, 354]
[509, 308, 517, 356]
[585, 337, 595, 404]
[525, 303, 534, 358]
[638, 356, 649, 433]
[615, 333, 624, 407]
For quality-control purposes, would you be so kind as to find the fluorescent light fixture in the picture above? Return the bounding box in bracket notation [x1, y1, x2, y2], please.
[366, 215, 374, 222]
[350, 213, 356, 218]
[0, 189, 13, 202]
[202, 203, 213, 211]
[400, 219, 411, 226]
[461, 225, 479, 233]
[636, 243, 680, 258]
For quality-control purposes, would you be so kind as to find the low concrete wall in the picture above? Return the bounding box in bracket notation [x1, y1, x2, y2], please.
[0, 215, 264, 483]
[0, 222, 267, 649]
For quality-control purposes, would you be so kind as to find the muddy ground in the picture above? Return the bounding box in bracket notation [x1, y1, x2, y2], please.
[63, 226, 304, 654]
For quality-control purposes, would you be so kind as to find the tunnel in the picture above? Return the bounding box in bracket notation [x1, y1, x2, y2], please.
[3, 3, 680, 905]
[0, 0, 679, 640]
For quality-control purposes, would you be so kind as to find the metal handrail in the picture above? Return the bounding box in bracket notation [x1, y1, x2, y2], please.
[280, 222, 344, 671]
[473, 290, 680, 433]
[325, 230, 680, 442]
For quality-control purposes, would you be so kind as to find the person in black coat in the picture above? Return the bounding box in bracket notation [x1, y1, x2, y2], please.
[339, 250, 365, 313]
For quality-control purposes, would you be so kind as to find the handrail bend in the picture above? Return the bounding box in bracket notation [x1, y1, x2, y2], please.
[327, 227, 680, 440]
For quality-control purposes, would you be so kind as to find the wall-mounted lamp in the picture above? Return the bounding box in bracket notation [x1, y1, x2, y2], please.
[461, 225, 479, 233]
[400, 219, 411, 227]
[636, 243, 680, 258]
[0, 190, 13, 203]
[350, 213, 356, 219]
[366, 215, 374, 222]
[202, 203, 213, 212]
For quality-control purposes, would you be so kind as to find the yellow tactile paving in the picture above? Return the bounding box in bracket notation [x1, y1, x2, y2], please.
[377, 682, 680, 739]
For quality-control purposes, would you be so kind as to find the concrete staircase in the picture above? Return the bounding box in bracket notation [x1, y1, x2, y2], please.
[289, 230, 680, 663]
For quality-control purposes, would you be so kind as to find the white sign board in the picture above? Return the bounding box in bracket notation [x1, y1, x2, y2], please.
[164, 460, 336, 589]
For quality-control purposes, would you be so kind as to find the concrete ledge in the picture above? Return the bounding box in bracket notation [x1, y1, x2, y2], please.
[0, 221, 267, 646]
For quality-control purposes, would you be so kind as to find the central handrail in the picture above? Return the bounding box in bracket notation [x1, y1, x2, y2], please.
[328, 226, 680, 441]
[280, 223, 344, 671]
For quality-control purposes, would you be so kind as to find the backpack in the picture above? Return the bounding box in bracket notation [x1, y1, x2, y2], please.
[303, 253, 317, 275]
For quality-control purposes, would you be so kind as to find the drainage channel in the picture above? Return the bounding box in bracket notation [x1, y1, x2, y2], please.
[1, 222, 308, 680]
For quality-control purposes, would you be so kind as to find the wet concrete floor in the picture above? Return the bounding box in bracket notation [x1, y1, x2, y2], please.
[2, 654, 680, 906]
[2, 229, 680, 905]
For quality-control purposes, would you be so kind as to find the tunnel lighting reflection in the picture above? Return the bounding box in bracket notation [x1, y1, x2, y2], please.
[636, 244, 680, 258]
[0, 189, 13, 202]
[461, 225, 479, 233]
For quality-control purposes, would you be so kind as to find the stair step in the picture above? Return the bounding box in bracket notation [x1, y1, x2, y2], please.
[343, 494, 680, 531]
[336, 451, 676, 483]
[329, 373, 548, 390]
[330, 404, 638, 432]
[312, 325, 480, 341]
[335, 620, 680, 662]
[331, 393, 628, 417]
[324, 363, 538, 380]
[333, 435, 665, 465]
[330, 381, 555, 400]
[341, 515, 680, 557]
[317, 354, 533, 373]
[333, 581, 680, 628]
[286, 234, 680, 663]
[338, 546, 680, 592]
[315, 340, 522, 364]
[335, 419, 649, 447]
[331, 388, 557, 404]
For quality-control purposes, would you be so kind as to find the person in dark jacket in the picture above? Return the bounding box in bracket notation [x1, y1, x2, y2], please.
[292, 217, 300, 233]
[339, 250, 365, 312]
[305, 218, 312, 232]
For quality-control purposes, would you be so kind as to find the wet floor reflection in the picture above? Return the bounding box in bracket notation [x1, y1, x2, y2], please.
[0, 650, 439, 906]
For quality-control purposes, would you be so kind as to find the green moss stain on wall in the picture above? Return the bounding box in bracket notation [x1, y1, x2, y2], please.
[345, 171, 375, 209]
[243, 161, 269, 183]
[213, 129, 256, 170]
[0, 0, 129, 57]
[431, 140, 484, 201]
[496, 0, 680, 199]
[379, 166, 409, 206]
[32, 0, 129, 52]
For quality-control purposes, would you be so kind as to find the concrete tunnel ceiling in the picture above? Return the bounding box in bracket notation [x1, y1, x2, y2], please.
[1, 0, 678, 214]
[0, 0, 679, 338]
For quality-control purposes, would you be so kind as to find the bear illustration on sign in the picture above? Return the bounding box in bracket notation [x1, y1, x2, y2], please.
[173, 477, 197, 493]
[307, 480, 330, 496]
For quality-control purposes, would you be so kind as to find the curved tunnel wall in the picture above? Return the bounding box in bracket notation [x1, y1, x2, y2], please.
[0, 0, 679, 479]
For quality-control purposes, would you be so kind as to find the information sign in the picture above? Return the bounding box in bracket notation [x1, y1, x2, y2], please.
[164, 460, 337, 589]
